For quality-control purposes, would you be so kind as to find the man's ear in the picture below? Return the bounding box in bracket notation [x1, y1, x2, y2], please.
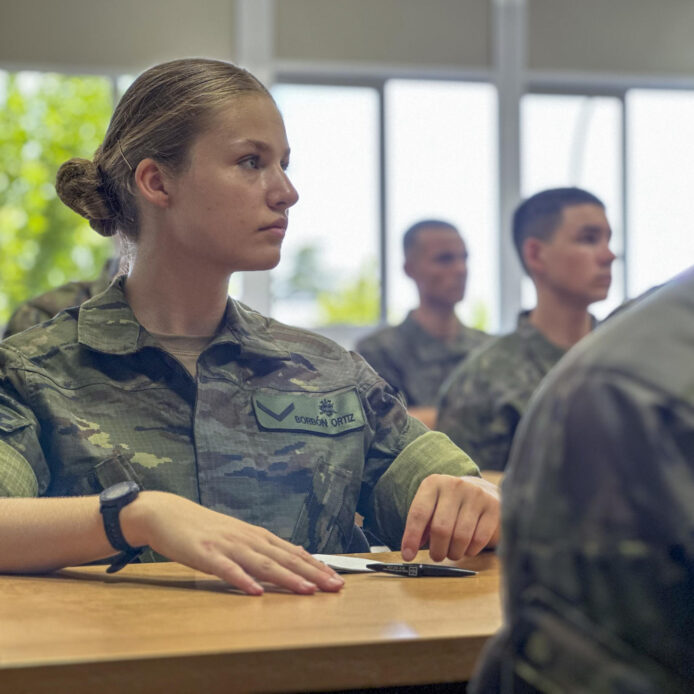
[523, 237, 545, 276]
[404, 258, 415, 280]
[134, 158, 170, 209]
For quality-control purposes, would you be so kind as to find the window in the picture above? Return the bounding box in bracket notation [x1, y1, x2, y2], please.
[273, 79, 499, 335]
[521, 94, 624, 318]
[626, 89, 694, 297]
[271, 84, 380, 328]
[385, 79, 499, 331]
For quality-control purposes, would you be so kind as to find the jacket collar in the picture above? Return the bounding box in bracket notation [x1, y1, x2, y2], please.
[77, 276, 291, 360]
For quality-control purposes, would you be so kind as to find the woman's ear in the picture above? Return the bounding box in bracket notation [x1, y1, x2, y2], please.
[134, 158, 170, 209]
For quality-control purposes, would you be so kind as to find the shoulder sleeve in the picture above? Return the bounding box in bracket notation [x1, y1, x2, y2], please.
[351, 352, 481, 546]
[0, 346, 49, 496]
[365, 430, 480, 548]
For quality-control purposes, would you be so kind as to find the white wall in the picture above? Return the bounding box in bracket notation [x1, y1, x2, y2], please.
[0, 0, 237, 74]
[2, 0, 694, 77]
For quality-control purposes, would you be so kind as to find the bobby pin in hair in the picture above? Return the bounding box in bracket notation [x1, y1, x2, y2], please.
[118, 141, 134, 173]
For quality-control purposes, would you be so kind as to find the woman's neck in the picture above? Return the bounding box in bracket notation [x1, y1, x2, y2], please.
[125, 251, 230, 337]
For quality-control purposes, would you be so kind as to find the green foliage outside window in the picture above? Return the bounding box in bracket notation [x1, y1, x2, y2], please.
[317, 260, 380, 325]
[0, 71, 114, 326]
[274, 245, 380, 326]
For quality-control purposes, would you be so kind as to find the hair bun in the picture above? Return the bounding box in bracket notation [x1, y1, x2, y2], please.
[55, 158, 118, 237]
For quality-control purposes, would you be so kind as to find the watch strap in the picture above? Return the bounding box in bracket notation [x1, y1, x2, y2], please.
[106, 547, 145, 574]
[99, 481, 146, 573]
[101, 504, 135, 553]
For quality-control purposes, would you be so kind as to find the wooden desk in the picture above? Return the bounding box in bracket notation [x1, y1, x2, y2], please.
[481, 470, 504, 487]
[0, 550, 501, 693]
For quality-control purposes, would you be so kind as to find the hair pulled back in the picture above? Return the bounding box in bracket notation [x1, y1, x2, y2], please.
[56, 58, 270, 238]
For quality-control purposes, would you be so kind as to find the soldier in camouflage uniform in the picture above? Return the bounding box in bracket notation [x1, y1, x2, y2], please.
[356, 220, 490, 427]
[438, 188, 615, 470]
[2, 255, 120, 338]
[0, 58, 500, 597]
[470, 268, 694, 693]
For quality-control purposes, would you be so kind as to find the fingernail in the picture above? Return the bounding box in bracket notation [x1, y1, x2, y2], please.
[249, 582, 264, 596]
[328, 576, 344, 586]
[301, 580, 318, 592]
[402, 547, 415, 561]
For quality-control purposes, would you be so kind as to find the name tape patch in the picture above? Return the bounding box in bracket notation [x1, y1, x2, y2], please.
[252, 389, 365, 436]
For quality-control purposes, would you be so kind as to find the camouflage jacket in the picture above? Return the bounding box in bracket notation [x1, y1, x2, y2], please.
[0, 277, 479, 555]
[471, 269, 694, 693]
[2, 257, 119, 338]
[356, 312, 490, 407]
[437, 312, 566, 471]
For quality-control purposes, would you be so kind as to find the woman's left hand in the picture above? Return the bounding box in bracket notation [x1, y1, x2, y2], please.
[400, 475, 501, 561]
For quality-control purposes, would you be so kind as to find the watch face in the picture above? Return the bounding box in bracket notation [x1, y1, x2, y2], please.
[101, 480, 139, 503]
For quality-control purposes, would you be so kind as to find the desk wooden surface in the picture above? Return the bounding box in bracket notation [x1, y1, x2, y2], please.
[0, 550, 501, 694]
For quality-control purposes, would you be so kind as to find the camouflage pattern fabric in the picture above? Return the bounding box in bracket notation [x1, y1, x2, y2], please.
[437, 312, 566, 471]
[356, 312, 490, 407]
[2, 257, 119, 338]
[470, 269, 694, 694]
[0, 277, 480, 556]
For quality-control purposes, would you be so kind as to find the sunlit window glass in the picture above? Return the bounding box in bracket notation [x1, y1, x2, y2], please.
[0, 70, 114, 326]
[385, 80, 499, 332]
[521, 94, 624, 318]
[627, 89, 694, 297]
[271, 84, 379, 328]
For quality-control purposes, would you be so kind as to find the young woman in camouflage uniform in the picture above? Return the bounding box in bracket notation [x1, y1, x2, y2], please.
[0, 58, 499, 595]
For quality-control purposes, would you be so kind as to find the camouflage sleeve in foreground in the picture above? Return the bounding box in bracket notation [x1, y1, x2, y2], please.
[437, 352, 520, 472]
[470, 281, 694, 693]
[364, 430, 480, 549]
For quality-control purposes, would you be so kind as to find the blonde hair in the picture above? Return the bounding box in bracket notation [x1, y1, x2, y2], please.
[56, 58, 270, 239]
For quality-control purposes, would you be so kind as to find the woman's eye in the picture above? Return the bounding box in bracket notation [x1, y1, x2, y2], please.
[281, 160, 290, 172]
[240, 156, 260, 169]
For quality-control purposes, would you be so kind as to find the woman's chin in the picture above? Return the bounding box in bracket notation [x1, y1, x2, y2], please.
[242, 252, 282, 272]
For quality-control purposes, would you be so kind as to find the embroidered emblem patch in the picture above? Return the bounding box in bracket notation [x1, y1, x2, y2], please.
[252, 389, 365, 436]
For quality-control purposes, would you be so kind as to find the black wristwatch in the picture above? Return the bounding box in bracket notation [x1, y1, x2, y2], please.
[99, 481, 146, 574]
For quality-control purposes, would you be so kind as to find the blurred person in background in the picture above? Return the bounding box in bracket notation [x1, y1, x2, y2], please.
[438, 187, 615, 470]
[3, 244, 122, 338]
[357, 219, 489, 428]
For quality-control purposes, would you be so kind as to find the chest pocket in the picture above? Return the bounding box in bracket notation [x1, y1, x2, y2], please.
[252, 388, 366, 552]
[290, 458, 360, 553]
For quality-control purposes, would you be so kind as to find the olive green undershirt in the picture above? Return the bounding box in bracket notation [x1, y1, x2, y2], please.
[151, 333, 215, 378]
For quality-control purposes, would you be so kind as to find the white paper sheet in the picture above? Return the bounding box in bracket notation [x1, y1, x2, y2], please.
[312, 554, 377, 573]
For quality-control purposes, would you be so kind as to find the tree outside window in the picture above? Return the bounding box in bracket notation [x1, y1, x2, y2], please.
[0, 71, 114, 326]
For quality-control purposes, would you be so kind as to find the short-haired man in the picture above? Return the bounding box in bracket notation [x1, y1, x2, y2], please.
[438, 187, 615, 470]
[356, 220, 489, 427]
[470, 268, 694, 693]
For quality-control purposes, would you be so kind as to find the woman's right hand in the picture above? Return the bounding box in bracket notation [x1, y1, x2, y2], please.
[121, 491, 345, 596]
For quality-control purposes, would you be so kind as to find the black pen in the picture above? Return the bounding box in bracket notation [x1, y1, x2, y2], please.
[366, 562, 477, 577]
